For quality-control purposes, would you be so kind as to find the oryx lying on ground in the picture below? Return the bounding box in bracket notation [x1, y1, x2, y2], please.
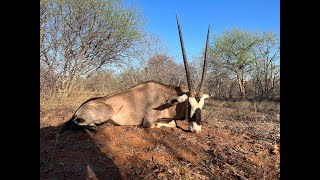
[60, 16, 211, 133]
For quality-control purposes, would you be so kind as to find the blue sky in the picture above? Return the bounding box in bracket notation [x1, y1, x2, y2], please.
[127, 0, 280, 61]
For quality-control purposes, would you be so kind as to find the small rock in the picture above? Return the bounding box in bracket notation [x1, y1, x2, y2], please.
[157, 173, 166, 177]
[236, 174, 248, 180]
[43, 168, 53, 173]
[242, 134, 250, 139]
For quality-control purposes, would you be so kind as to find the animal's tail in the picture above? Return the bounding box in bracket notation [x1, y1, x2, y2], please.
[59, 115, 83, 133]
[59, 115, 98, 133]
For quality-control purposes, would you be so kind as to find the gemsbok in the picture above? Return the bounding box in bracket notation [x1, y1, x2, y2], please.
[60, 16, 211, 133]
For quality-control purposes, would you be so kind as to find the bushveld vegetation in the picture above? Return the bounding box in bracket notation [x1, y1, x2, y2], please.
[41, 0, 279, 101]
[40, 0, 280, 179]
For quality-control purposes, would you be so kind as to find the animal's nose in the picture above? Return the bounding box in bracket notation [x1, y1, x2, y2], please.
[190, 122, 201, 133]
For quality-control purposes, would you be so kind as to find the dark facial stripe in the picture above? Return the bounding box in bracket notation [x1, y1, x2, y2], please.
[195, 108, 201, 125]
[189, 108, 201, 126]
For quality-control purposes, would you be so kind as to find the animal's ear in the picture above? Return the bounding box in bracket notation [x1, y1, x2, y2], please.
[167, 94, 188, 105]
[202, 94, 210, 100]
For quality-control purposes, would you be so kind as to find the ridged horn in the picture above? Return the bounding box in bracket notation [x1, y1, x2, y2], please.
[198, 25, 210, 97]
[176, 15, 195, 97]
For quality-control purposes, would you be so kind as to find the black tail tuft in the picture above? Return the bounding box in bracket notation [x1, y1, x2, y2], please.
[59, 115, 84, 134]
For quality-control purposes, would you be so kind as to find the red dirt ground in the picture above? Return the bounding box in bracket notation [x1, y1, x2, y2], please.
[40, 100, 280, 180]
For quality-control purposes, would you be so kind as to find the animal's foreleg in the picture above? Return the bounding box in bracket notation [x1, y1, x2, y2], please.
[154, 120, 176, 128]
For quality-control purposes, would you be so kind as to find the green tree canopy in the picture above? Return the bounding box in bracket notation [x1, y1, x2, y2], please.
[209, 27, 260, 98]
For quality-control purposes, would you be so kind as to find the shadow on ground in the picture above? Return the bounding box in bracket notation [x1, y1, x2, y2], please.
[40, 124, 122, 180]
[40, 111, 280, 179]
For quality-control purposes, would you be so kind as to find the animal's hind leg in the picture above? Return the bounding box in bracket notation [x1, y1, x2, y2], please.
[75, 101, 114, 127]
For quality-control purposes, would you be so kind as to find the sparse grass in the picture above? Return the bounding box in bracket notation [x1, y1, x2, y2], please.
[41, 92, 98, 110]
[220, 99, 279, 114]
[204, 99, 279, 123]
[256, 100, 280, 113]
[203, 98, 280, 144]
[40, 91, 105, 127]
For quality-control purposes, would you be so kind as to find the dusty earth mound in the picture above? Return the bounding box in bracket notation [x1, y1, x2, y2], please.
[40, 101, 280, 179]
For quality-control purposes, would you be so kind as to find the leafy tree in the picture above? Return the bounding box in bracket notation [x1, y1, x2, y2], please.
[40, 0, 145, 95]
[145, 54, 186, 85]
[209, 28, 259, 98]
[249, 32, 280, 100]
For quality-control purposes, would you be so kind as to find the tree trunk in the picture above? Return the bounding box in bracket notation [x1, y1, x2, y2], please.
[229, 81, 235, 99]
[241, 68, 246, 98]
[236, 69, 246, 99]
[40, 22, 45, 48]
[218, 81, 221, 98]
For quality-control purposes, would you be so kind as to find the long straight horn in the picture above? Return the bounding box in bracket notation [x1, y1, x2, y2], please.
[198, 25, 210, 97]
[176, 15, 195, 97]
